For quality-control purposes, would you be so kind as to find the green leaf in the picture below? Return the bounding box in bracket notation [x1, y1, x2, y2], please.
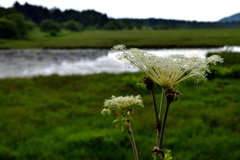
[164, 148, 173, 160]
[112, 116, 134, 132]
[152, 153, 157, 160]
[112, 116, 122, 123]
[112, 119, 120, 123]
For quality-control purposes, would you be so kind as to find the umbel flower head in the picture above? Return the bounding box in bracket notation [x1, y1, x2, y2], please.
[113, 44, 223, 88]
[102, 95, 143, 115]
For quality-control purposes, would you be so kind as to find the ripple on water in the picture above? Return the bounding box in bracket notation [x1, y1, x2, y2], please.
[0, 46, 238, 78]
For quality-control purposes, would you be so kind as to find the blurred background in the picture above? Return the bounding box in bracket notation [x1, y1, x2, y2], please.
[0, 0, 239, 159]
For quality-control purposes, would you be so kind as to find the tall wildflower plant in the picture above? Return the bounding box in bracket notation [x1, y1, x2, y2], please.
[102, 95, 144, 160]
[102, 44, 223, 160]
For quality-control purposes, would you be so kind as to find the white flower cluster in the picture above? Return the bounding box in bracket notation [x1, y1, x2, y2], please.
[101, 95, 144, 115]
[113, 45, 223, 88]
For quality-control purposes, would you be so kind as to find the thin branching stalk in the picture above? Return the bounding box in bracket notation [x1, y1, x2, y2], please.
[127, 120, 139, 160]
[151, 90, 159, 125]
[156, 88, 165, 147]
[151, 90, 163, 147]
[159, 103, 170, 149]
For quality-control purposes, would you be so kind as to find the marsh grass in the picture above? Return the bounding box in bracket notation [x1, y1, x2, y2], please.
[1, 28, 240, 49]
[0, 72, 239, 160]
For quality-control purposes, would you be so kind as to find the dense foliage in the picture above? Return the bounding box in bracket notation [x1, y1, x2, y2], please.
[0, 7, 35, 39]
[13, 2, 110, 28]
[39, 19, 60, 36]
[0, 18, 18, 39]
[63, 20, 83, 31]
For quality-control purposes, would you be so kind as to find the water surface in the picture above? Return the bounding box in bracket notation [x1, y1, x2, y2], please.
[0, 46, 239, 78]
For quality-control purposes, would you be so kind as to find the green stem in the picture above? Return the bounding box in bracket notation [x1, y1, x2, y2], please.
[156, 88, 165, 147]
[127, 121, 139, 160]
[151, 89, 162, 146]
[151, 90, 159, 124]
[159, 103, 170, 149]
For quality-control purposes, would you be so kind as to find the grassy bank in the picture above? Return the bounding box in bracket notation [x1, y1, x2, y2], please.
[0, 72, 239, 160]
[1, 28, 240, 49]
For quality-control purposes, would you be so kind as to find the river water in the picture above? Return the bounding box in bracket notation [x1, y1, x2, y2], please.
[0, 46, 239, 78]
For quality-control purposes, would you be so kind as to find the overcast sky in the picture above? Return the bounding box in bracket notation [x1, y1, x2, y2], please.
[1, 0, 240, 22]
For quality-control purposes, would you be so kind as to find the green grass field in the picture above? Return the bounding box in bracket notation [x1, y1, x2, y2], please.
[1, 28, 240, 49]
[0, 72, 239, 160]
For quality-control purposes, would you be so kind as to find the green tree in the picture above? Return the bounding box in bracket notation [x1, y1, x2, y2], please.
[40, 19, 60, 33]
[103, 20, 123, 30]
[64, 20, 83, 31]
[4, 13, 30, 38]
[0, 7, 17, 17]
[0, 18, 18, 39]
[25, 20, 36, 30]
[121, 19, 133, 30]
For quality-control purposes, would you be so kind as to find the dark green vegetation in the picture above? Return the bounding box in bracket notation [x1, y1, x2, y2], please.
[0, 52, 239, 160]
[0, 7, 35, 39]
[63, 20, 84, 32]
[1, 28, 240, 49]
[207, 52, 240, 79]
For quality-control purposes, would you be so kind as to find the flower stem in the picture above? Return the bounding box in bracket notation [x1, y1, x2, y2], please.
[156, 88, 165, 147]
[127, 120, 139, 160]
[159, 103, 170, 149]
[151, 90, 162, 147]
[151, 90, 159, 125]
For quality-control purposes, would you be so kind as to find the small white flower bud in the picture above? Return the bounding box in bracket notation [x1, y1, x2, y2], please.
[101, 108, 111, 115]
[112, 44, 126, 51]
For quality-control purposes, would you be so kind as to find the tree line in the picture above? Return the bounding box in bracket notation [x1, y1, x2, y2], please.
[0, 7, 35, 39]
[0, 1, 240, 39]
